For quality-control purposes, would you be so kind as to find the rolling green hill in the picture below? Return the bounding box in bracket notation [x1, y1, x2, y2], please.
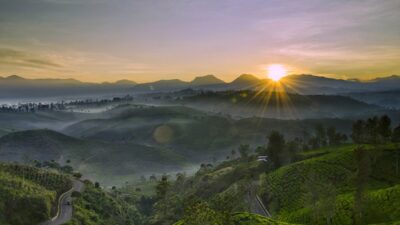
[260, 144, 400, 225]
[141, 143, 400, 225]
[63, 105, 354, 159]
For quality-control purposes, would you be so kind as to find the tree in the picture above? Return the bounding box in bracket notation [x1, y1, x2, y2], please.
[73, 172, 82, 179]
[231, 149, 236, 158]
[175, 172, 186, 190]
[238, 144, 250, 159]
[352, 120, 365, 143]
[393, 125, 400, 143]
[352, 116, 391, 144]
[378, 115, 392, 142]
[156, 175, 170, 200]
[327, 126, 347, 146]
[267, 131, 285, 168]
[315, 124, 327, 147]
[285, 140, 299, 163]
[366, 116, 379, 144]
[353, 146, 371, 225]
[150, 174, 157, 182]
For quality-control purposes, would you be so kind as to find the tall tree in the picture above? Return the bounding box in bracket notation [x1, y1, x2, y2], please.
[238, 144, 250, 159]
[352, 120, 365, 144]
[156, 175, 170, 200]
[366, 116, 379, 144]
[393, 125, 400, 143]
[378, 115, 392, 142]
[315, 124, 327, 147]
[267, 131, 285, 168]
[353, 146, 371, 225]
[327, 126, 347, 146]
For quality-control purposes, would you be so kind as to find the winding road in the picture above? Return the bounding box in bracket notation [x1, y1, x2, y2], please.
[247, 180, 271, 217]
[39, 180, 84, 225]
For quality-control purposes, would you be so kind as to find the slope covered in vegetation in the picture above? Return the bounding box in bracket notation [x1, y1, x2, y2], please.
[0, 163, 72, 225]
[260, 144, 400, 225]
[64, 180, 143, 225]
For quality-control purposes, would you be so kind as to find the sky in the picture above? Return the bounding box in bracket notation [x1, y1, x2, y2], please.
[0, 0, 399, 83]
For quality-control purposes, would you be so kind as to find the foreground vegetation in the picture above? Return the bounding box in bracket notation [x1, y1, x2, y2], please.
[0, 163, 72, 225]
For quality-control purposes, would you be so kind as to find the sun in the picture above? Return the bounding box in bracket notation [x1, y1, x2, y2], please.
[267, 64, 287, 81]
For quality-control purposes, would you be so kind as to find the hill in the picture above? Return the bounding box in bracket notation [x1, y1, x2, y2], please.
[63, 104, 356, 158]
[344, 90, 400, 109]
[0, 163, 72, 225]
[136, 142, 400, 225]
[260, 144, 400, 225]
[0, 129, 96, 163]
[177, 90, 381, 119]
[190, 75, 225, 86]
[228, 74, 263, 90]
[63, 180, 143, 225]
[0, 129, 186, 186]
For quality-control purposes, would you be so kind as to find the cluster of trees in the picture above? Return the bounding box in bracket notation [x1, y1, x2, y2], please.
[308, 124, 348, 149]
[236, 125, 347, 169]
[0, 94, 134, 113]
[352, 115, 400, 144]
[0, 102, 66, 112]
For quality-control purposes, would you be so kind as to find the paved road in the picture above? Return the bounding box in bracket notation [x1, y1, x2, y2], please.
[247, 180, 271, 217]
[39, 180, 84, 225]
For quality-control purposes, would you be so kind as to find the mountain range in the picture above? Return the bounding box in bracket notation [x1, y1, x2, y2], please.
[1, 74, 400, 100]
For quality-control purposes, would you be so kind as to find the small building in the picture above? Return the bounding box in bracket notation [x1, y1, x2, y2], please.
[257, 156, 268, 162]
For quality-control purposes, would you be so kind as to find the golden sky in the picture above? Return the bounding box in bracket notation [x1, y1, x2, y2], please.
[0, 0, 399, 83]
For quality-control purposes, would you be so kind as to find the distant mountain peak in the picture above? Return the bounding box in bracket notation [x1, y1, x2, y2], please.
[232, 74, 260, 82]
[372, 75, 400, 81]
[190, 75, 225, 86]
[114, 79, 137, 85]
[5, 75, 25, 80]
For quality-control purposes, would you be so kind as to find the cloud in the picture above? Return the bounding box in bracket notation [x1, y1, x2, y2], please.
[0, 48, 63, 69]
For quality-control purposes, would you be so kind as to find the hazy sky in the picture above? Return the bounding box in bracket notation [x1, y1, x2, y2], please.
[0, 0, 399, 82]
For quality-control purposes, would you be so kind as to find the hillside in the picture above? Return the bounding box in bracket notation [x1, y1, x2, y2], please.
[0, 110, 99, 132]
[0, 129, 96, 163]
[63, 104, 355, 158]
[177, 90, 381, 119]
[138, 143, 400, 225]
[0, 163, 72, 225]
[63, 180, 143, 225]
[0, 129, 186, 186]
[345, 90, 400, 109]
[260, 144, 400, 225]
[190, 75, 225, 86]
